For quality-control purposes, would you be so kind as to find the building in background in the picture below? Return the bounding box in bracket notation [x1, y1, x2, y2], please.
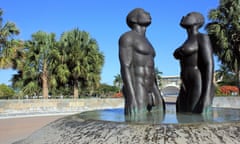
[160, 76, 181, 97]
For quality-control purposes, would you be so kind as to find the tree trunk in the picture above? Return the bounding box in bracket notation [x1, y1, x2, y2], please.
[89, 87, 94, 97]
[73, 81, 79, 99]
[42, 62, 48, 99]
[42, 74, 48, 99]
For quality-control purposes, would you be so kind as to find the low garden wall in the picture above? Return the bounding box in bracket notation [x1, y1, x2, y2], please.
[0, 97, 240, 118]
[212, 96, 240, 108]
[0, 98, 124, 118]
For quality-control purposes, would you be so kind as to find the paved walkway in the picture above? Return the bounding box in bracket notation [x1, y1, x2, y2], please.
[0, 115, 66, 144]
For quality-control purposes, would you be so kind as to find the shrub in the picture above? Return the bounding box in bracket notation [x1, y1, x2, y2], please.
[113, 92, 123, 98]
[219, 85, 239, 96]
[0, 84, 15, 99]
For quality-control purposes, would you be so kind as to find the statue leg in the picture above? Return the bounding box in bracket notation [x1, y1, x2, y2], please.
[176, 84, 186, 112]
[135, 82, 148, 113]
[194, 83, 214, 113]
[185, 69, 202, 112]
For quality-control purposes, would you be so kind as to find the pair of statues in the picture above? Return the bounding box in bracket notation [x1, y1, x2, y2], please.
[119, 8, 214, 115]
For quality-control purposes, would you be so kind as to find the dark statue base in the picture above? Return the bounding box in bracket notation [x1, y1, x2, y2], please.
[15, 105, 240, 144]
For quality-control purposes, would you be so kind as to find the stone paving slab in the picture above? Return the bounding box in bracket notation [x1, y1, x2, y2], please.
[5, 97, 240, 144]
[15, 114, 240, 144]
[0, 115, 66, 144]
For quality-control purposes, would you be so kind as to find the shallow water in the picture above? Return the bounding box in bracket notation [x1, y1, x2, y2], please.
[78, 104, 240, 124]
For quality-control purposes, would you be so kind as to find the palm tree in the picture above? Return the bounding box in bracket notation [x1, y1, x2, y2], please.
[215, 64, 237, 86]
[113, 74, 122, 92]
[215, 64, 231, 82]
[12, 64, 42, 98]
[48, 42, 70, 96]
[155, 67, 163, 88]
[0, 9, 20, 68]
[23, 31, 57, 99]
[83, 39, 104, 96]
[60, 28, 104, 98]
[206, 0, 240, 94]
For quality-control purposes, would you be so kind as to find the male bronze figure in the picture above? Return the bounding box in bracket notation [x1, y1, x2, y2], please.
[119, 8, 165, 115]
[173, 12, 214, 113]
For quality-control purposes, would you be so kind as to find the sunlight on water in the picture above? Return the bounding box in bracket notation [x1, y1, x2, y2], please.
[78, 104, 240, 124]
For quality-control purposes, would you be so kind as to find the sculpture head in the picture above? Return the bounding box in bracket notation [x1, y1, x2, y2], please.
[180, 12, 204, 29]
[126, 8, 151, 29]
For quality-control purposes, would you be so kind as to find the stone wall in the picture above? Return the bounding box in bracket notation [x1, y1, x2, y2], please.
[0, 97, 240, 118]
[0, 98, 124, 118]
[212, 97, 240, 109]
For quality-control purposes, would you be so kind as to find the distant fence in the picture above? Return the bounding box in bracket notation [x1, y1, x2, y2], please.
[0, 97, 240, 118]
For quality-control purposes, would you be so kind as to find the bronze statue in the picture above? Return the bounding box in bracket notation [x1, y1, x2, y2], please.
[173, 12, 214, 113]
[119, 8, 165, 115]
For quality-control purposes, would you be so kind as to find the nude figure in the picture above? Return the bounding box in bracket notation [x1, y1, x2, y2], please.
[174, 12, 214, 113]
[119, 8, 165, 115]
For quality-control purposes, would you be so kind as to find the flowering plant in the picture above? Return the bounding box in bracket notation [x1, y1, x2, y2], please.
[219, 85, 239, 95]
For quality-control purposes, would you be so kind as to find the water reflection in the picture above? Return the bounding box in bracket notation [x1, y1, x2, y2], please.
[78, 104, 240, 124]
[124, 109, 165, 124]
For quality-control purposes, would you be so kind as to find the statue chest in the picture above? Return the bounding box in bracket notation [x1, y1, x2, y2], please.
[134, 38, 155, 56]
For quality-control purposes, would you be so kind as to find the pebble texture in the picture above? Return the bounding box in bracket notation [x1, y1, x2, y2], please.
[15, 114, 240, 144]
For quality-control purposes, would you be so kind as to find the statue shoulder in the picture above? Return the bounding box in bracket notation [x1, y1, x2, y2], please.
[119, 31, 135, 45]
[197, 33, 213, 61]
[197, 33, 211, 43]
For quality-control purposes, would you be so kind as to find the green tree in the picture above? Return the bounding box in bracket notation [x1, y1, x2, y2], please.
[155, 67, 163, 88]
[215, 64, 231, 81]
[83, 39, 104, 96]
[215, 64, 238, 86]
[206, 0, 240, 94]
[113, 74, 122, 92]
[19, 31, 57, 98]
[0, 84, 15, 99]
[47, 41, 70, 97]
[0, 8, 21, 68]
[96, 83, 118, 98]
[60, 28, 104, 98]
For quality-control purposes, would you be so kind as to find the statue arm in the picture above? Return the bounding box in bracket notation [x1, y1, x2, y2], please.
[119, 35, 136, 103]
[198, 34, 214, 104]
[152, 79, 165, 110]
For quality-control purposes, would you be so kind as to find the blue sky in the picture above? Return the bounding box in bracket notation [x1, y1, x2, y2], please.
[1, 0, 220, 85]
